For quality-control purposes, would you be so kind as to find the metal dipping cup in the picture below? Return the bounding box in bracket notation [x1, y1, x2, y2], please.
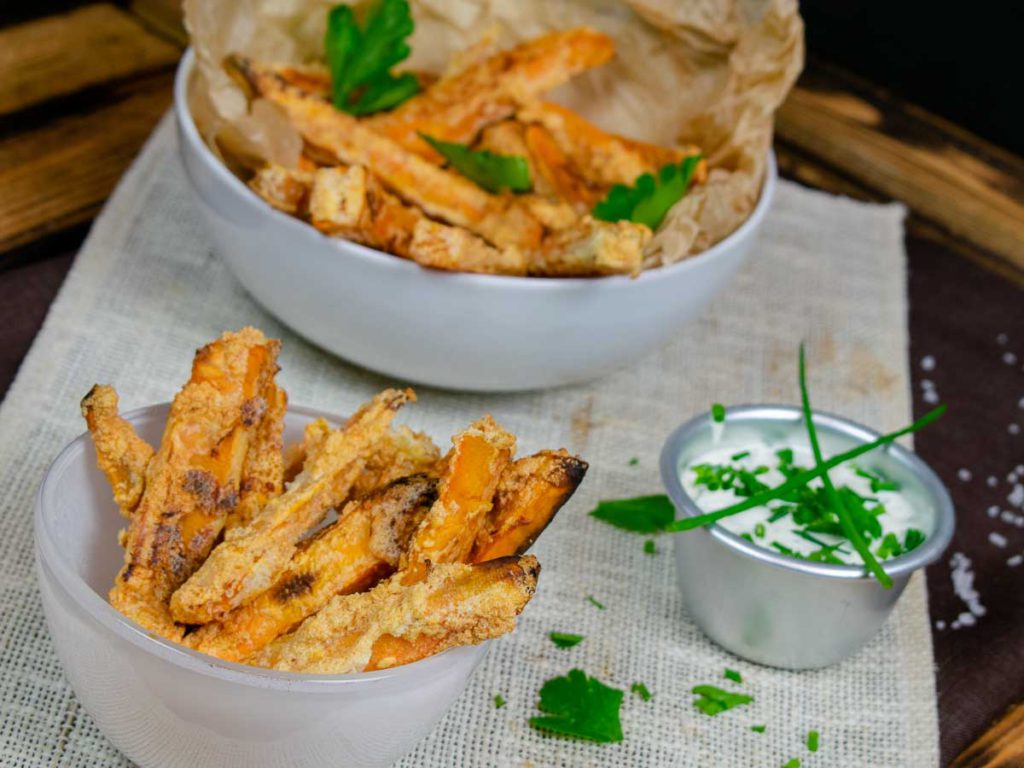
[660, 405, 955, 669]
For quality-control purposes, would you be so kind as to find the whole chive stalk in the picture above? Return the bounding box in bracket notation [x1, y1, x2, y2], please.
[798, 344, 892, 587]
[666, 405, 946, 532]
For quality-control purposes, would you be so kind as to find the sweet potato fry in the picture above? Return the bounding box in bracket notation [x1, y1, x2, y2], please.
[401, 416, 515, 583]
[530, 216, 651, 277]
[517, 101, 707, 188]
[225, 382, 287, 533]
[249, 164, 313, 215]
[108, 328, 280, 640]
[188, 474, 437, 661]
[366, 28, 615, 161]
[282, 417, 332, 484]
[170, 388, 413, 624]
[471, 450, 588, 562]
[226, 56, 543, 251]
[249, 555, 539, 674]
[408, 219, 527, 275]
[81, 385, 155, 518]
[350, 425, 441, 498]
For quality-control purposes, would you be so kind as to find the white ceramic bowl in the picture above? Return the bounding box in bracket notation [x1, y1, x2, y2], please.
[34, 403, 488, 768]
[175, 49, 776, 391]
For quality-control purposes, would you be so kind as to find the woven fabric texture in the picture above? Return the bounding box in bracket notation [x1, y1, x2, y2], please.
[0, 115, 938, 767]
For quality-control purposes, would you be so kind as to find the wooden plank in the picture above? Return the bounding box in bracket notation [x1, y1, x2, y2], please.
[128, 0, 188, 47]
[0, 4, 180, 116]
[952, 705, 1024, 768]
[777, 66, 1024, 274]
[0, 72, 173, 254]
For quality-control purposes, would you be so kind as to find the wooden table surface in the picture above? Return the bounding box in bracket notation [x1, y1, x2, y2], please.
[2, 4, 1022, 765]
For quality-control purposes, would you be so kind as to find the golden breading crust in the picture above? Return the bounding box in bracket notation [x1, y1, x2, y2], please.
[249, 555, 539, 674]
[349, 425, 442, 499]
[81, 385, 155, 518]
[401, 416, 515, 583]
[366, 28, 615, 161]
[108, 328, 280, 640]
[471, 449, 589, 562]
[225, 382, 287, 532]
[169, 388, 413, 624]
[408, 219, 527, 276]
[531, 216, 652, 277]
[248, 164, 313, 215]
[187, 474, 437, 662]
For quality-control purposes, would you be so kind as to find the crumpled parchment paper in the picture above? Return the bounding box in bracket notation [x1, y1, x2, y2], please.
[184, 0, 803, 267]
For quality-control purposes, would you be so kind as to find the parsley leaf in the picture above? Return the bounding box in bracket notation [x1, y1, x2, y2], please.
[691, 685, 753, 716]
[585, 595, 606, 610]
[529, 669, 624, 742]
[807, 730, 819, 752]
[751, 725, 767, 733]
[324, 0, 420, 115]
[420, 134, 531, 193]
[631, 682, 652, 702]
[549, 632, 584, 649]
[782, 760, 801, 768]
[724, 668, 742, 684]
[589, 494, 675, 533]
[592, 155, 702, 229]
[494, 694, 506, 709]
[643, 539, 657, 555]
[628, 457, 640, 466]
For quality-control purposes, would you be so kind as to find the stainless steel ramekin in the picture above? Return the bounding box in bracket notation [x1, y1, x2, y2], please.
[660, 405, 955, 669]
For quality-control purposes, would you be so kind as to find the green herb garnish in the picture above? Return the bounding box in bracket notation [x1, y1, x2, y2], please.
[631, 682, 652, 702]
[592, 156, 703, 229]
[628, 457, 639, 466]
[667, 405, 945, 532]
[643, 539, 657, 555]
[751, 725, 767, 733]
[549, 632, 584, 649]
[854, 466, 900, 492]
[691, 685, 753, 716]
[807, 730, 819, 752]
[731, 450, 751, 461]
[797, 344, 892, 588]
[494, 694, 506, 709]
[782, 760, 801, 768]
[419, 134, 531, 193]
[529, 669, 624, 743]
[754, 522, 766, 538]
[904, 528, 925, 551]
[585, 595, 606, 610]
[724, 668, 742, 684]
[711, 403, 727, 423]
[324, 0, 420, 115]
[590, 494, 674, 534]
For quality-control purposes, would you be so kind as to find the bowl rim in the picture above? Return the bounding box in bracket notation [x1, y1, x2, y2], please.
[659, 404, 956, 581]
[34, 401, 486, 691]
[173, 47, 777, 290]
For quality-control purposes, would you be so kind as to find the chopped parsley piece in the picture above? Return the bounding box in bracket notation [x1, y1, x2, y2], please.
[782, 760, 801, 768]
[324, 0, 420, 115]
[643, 539, 657, 555]
[904, 528, 925, 551]
[807, 730, 819, 752]
[585, 595, 606, 610]
[751, 725, 766, 733]
[711, 403, 727, 423]
[854, 466, 900, 493]
[723, 668, 742, 684]
[529, 669, 624, 743]
[754, 522, 766, 539]
[549, 632, 584, 649]
[731, 450, 751, 461]
[592, 155, 703, 229]
[631, 682, 652, 702]
[628, 457, 640, 466]
[420, 134, 531, 193]
[691, 685, 753, 716]
[494, 694, 506, 709]
[589, 494, 675, 533]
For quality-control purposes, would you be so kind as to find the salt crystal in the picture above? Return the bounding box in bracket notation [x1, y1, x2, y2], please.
[1008, 555, 1023, 567]
[1010, 423, 1022, 436]
[921, 355, 936, 371]
[923, 390, 940, 405]
[957, 612, 977, 628]
[958, 468, 972, 482]
[997, 333, 1009, 345]
[1019, 396, 1024, 410]
[988, 505, 1000, 518]
[1003, 510, 1017, 523]
[935, 620, 946, 630]
[1017, 465, 1024, 474]
[987, 476, 999, 488]
[921, 379, 935, 390]
[949, 552, 986, 618]
[989, 532, 1008, 548]
[1009, 484, 1024, 508]
[1004, 352, 1019, 365]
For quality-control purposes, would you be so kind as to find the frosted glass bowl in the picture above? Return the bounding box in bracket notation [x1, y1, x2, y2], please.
[34, 403, 488, 768]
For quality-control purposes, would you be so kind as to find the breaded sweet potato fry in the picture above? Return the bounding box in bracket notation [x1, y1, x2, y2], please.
[350, 425, 441, 498]
[366, 28, 615, 161]
[401, 416, 515, 583]
[282, 417, 332, 484]
[188, 474, 437, 661]
[531, 216, 651, 277]
[227, 56, 543, 251]
[471, 450, 588, 562]
[170, 388, 413, 624]
[249, 164, 313, 215]
[81, 385, 155, 518]
[518, 101, 707, 188]
[225, 382, 287, 533]
[108, 328, 280, 640]
[408, 219, 527, 276]
[249, 555, 539, 673]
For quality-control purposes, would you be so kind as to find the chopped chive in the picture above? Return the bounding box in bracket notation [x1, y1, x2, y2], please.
[665, 405, 946, 532]
[628, 457, 639, 466]
[724, 668, 742, 683]
[751, 724, 766, 733]
[754, 522, 766, 538]
[768, 507, 791, 523]
[798, 344, 892, 588]
[549, 632, 584, 649]
[643, 539, 657, 555]
[782, 760, 801, 768]
[631, 682, 652, 701]
[494, 694, 506, 708]
[807, 730, 819, 752]
[731, 450, 751, 461]
[711, 403, 727, 423]
[585, 595, 605, 610]
[741, 533, 755, 543]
